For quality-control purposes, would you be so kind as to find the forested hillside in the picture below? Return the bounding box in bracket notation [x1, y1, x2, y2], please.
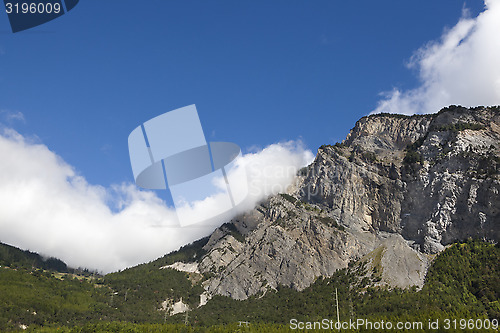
[0, 239, 498, 332]
[0, 242, 69, 272]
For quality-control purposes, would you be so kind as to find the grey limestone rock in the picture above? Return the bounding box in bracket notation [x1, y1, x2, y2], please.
[195, 106, 500, 300]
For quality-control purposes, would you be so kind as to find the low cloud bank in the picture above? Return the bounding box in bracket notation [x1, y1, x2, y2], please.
[0, 128, 313, 273]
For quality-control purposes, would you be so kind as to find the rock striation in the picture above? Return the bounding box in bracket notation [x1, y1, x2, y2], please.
[192, 106, 499, 300]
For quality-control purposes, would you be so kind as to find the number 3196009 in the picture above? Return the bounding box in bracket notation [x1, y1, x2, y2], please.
[5, 2, 61, 14]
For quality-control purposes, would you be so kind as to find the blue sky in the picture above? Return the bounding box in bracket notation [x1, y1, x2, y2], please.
[0, 0, 487, 188]
[1, 1, 499, 271]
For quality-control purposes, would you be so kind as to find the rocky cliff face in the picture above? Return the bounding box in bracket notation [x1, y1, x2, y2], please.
[191, 106, 499, 300]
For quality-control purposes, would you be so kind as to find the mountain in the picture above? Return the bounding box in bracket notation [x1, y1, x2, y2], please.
[181, 239, 500, 327]
[2, 238, 498, 331]
[0, 105, 498, 331]
[189, 105, 499, 300]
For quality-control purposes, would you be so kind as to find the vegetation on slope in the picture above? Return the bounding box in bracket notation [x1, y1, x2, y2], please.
[1, 239, 498, 332]
[0, 242, 69, 273]
[169, 239, 499, 327]
[0, 265, 109, 330]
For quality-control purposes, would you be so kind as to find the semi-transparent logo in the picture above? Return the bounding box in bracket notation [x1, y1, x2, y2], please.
[3, 0, 79, 33]
[128, 105, 248, 226]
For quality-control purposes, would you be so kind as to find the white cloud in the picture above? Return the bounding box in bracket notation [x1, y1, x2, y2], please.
[0, 128, 313, 273]
[0, 110, 25, 123]
[372, 0, 500, 115]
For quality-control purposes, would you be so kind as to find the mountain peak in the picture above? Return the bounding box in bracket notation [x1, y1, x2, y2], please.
[194, 106, 499, 300]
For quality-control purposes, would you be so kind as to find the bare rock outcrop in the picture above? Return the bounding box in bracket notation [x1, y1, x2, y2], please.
[195, 106, 499, 300]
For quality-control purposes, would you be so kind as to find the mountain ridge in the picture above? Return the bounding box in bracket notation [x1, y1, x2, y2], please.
[193, 105, 499, 300]
[1, 105, 499, 330]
